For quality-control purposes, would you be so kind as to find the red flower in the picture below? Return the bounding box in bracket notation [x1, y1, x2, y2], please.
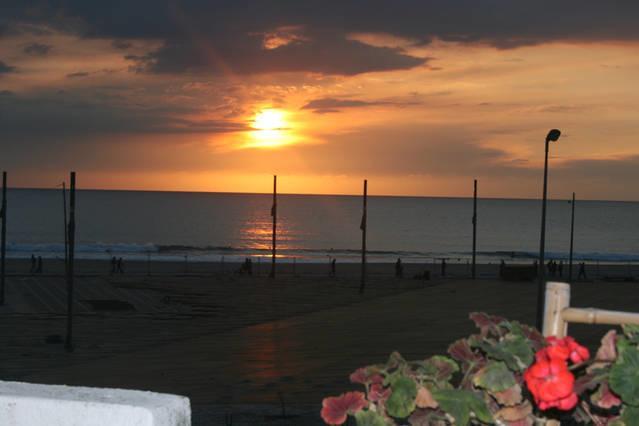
[368, 383, 391, 403]
[349, 368, 383, 385]
[321, 392, 368, 425]
[524, 358, 577, 411]
[349, 368, 368, 384]
[544, 336, 590, 364]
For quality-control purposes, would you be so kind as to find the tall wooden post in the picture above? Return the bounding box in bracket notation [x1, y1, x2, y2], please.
[472, 179, 477, 279]
[65, 172, 76, 353]
[1, 172, 7, 306]
[62, 182, 68, 276]
[269, 175, 277, 278]
[568, 192, 575, 283]
[359, 180, 368, 294]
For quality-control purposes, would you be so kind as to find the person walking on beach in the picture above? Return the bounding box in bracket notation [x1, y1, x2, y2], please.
[578, 262, 587, 281]
[30, 254, 36, 273]
[330, 258, 336, 277]
[441, 258, 447, 277]
[395, 258, 403, 278]
[558, 260, 564, 278]
[117, 257, 124, 274]
[499, 260, 505, 278]
[37, 256, 43, 274]
[110, 256, 117, 274]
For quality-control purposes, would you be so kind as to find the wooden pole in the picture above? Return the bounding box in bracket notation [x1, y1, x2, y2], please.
[270, 175, 277, 278]
[542, 281, 570, 338]
[62, 182, 68, 276]
[472, 179, 477, 279]
[562, 307, 639, 327]
[543, 281, 639, 337]
[1, 171, 6, 306]
[536, 139, 551, 330]
[359, 180, 367, 294]
[568, 192, 575, 283]
[65, 172, 76, 352]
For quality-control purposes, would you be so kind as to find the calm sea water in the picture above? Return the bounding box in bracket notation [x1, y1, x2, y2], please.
[3, 189, 639, 263]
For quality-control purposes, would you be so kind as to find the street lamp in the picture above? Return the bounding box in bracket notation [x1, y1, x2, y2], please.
[536, 129, 561, 331]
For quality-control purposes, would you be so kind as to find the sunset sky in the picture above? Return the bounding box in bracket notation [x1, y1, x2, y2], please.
[2, 1, 639, 200]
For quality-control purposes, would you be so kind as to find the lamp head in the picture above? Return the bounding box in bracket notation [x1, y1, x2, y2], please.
[546, 129, 561, 142]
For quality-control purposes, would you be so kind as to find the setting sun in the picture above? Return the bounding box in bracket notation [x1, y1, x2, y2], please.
[253, 109, 286, 131]
[245, 108, 295, 149]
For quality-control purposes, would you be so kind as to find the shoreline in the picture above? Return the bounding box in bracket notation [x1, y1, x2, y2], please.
[1, 257, 636, 279]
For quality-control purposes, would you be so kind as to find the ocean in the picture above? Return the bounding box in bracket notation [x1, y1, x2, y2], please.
[2, 189, 639, 264]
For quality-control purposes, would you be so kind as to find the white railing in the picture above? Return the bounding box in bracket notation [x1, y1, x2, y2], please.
[0, 381, 191, 426]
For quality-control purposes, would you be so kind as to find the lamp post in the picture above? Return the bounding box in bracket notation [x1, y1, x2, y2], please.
[536, 129, 561, 330]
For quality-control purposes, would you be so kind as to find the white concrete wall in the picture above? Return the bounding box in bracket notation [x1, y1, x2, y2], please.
[0, 381, 191, 426]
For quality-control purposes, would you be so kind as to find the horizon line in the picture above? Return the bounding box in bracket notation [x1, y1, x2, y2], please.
[4, 185, 637, 203]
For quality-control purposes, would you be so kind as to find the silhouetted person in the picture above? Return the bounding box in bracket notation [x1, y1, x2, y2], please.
[110, 256, 117, 274]
[499, 260, 505, 278]
[117, 257, 124, 274]
[558, 260, 564, 278]
[330, 258, 336, 277]
[238, 258, 251, 275]
[441, 258, 447, 277]
[578, 262, 587, 280]
[30, 254, 37, 273]
[37, 256, 43, 274]
[395, 258, 403, 278]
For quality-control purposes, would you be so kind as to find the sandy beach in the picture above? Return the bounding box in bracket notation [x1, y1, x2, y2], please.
[1, 259, 638, 425]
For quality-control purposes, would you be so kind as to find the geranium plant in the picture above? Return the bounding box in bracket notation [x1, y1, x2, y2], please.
[321, 312, 639, 425]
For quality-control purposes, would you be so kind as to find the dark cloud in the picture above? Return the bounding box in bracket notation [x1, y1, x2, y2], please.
[5, 1, 639, 45]
[23, 42, 52, 56]
[126, 33, 427, 76]
[302, 97, 419, 113]
[557, 155, 639, 181]
[66, 71, 90, 78]
[0, 60, 16, 74]
[262, 125, 517, 177]
[5, 1, 638, 76]
[112, 39, 132, 50]
[0, 91, 248, 140]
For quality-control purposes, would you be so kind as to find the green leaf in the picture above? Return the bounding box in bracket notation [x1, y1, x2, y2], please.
[354, 410, 389, 426]
[477, 334, 533, 372]
[621, 405, 639, 426]
[492, 384, 522, 406]
[595, 330, 618, 362]
[416, 355, 459, 382]
[408, 408, 448, 426]
[610, 339, 639, 406]
[386, 376, 418, 419]
[449, 338, 482, 366]
[623, 325, 639, 344]
[469, 312, 507, 337]
[431, 389, 493, 426]
[473, 361, 516, 392]
[386, 351, 407, 369]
